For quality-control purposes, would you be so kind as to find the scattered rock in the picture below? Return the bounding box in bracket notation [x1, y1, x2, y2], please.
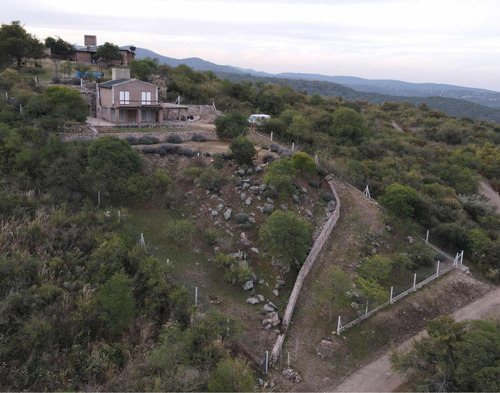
[242, 280, 254, 291]
[246, 168, 253, 175]
[327, 200, 336, 212]
[257, 294, 265, 302]
[268, 301, 278, 310]
[242, 182, 250, 191]
[255, 166, 263, 173]
[305, 209, 313, 218]
[249, 217, 256, 223]
[292, 194, 301, 204]
[263, 311, 280, 326]
[245, 197, 252, 205]
[261, 304, 275, 314]
[211, 210, 219, 217]
[236, 169, 245, 176]
[413, 302, 420, 310]
[263, 204, 275, 215]
[247, 297, 260, 305]
[240, 232, 252, 246]
[240, 192, 247, 201]
[351, 302, 360, 310]
[316, 339, 343, 358]
[249, 186, 260, 195]
[282, 368, 302, 383]
[280, 204, 288, 211]
[223, 208, 232, 221]
[250, 247, 259, 254]
[273, 289, 279, 297]
[276, 279, 285, 285]
[407, 236, 415, 244]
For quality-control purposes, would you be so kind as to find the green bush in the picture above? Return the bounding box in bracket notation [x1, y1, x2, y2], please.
[235, 213, 250, 224]
[230, 137, 257, 166]
[164, 219, 197, 244]
[215, 110, 249, 140]
[225, 260, 253, 285]
[207, 356, 255, 392]
[166, 134, 183, 144]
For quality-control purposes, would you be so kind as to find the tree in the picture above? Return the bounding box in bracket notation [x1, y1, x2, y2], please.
[96, 273, 135, 335]
[45, 36, 75, 59]
[391, 316, 500, 392]
[95, 42, 122, 66]
[259, 210, 311, 267]
[230, 137, 256, 166]
[330, 107, 366, 145]
[379, 183, 420, 218]
[24, 85, 89, 126]
[215, 110, 249, 140]
[0, 21, 44, 68]
[207, 357, 255, 392]
[130, 58, 157, 81]
[263, 157, 297, 199]
[87, 136, 142, 196]
[292, 152, 316, 176]
[359, 254, 393, 282]
[318, 266, 352, 321]
[198, 166, 229, 196]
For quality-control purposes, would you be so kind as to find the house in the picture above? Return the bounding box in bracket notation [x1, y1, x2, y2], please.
[73, 35, 136, 65]
[96, 68, 161, 124]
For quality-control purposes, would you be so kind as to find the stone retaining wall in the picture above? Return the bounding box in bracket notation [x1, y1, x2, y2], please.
[270, 178, 341, 366]
[59, 130, 217, 143]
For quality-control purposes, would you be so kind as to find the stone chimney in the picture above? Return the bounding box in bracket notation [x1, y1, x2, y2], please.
[84, 35, 97, 46]
[112, 68, 131, 80]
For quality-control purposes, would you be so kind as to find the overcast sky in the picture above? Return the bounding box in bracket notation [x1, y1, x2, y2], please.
[3, 0, 500, 91]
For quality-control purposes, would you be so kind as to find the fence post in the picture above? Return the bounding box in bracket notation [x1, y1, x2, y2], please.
[426, 229, 429, 244]
[292, 142, 295, 151]
[118, 209, 121, 222]
[436, 260, 440, 277]
[139, 233, 146, 248]
[195, 287, 198, 305]
[337, 315, 342, 335]
[390, 286, 394, 304]
[287, 351, 290, 368]
[265, 351, 269, 374]
[365, 302, 369, 316]
[460, 250, 464, 264]
[413, 273, 417, 290]
[97, 190, 101, 207]
[271, 131, 273, 141]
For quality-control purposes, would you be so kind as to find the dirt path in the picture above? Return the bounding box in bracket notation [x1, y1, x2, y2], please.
[332, 286, 500, 392]
[479, 180, 500, 214]
[391, 120, 405, 133]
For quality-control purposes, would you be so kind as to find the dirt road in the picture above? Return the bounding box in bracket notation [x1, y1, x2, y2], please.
[479, 180, 500, 214]
[332, 286, 500, 392]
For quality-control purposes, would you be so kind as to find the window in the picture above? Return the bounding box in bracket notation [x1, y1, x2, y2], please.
[119, 91, 130, 105]
[141, 91, 152, 105]
[141, 109, 153, 121]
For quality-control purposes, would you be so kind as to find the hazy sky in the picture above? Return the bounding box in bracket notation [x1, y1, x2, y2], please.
[3, 0, 500, 91]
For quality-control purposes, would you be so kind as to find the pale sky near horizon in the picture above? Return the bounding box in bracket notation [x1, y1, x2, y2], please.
[3, 0, 500, 91]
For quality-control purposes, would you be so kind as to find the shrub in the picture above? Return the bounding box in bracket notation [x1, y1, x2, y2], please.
[259, 211, 311, 267]
[191, 134, 207, 142]
[179, 147, 193, 157]
[164, 219, 197, 244]
[263, 154, 275, 164]
[235, 213, 250, 224]
[213, 252, 235, 268]
[141, 146, 156, 154]
[230, 137, 257, 166]
[166, 134, 183, 144]
[322, 192, 335, 202]
[225, 260, 253, 285]
[138, 136, 159, 145]
[309, 180, 320, 189]
[207, 357, 255, 392]
[125, 136, 138, 145]
[215, 110, 249, 140]
[269, 143, 279, 152]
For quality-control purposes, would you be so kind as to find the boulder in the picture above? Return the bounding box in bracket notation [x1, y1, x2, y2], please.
[257, 294, 265, 302]
[255, 166, 263, 173]
[292, 194, 301, 204]
[211, 210, 219, 217]
[245, 197, 252, 205]
[263, 204, 275, 215]
[247, 297, 260, 305]
[261, 304, 275, 314]
[223, 208, 232, 221]
[305, 209, 313, 218]
[236, 169, 245, 176]
[250, 247, 259, 254]
[273, 289, 279, 297]
[249, 186, 260, 195]
[242, 182, 250, 191]
[240, 192, 247, 201]
[242, 280, 254, 291]
[280, 204, 288, 211]
[240, 232, 252, 246]
[246, 168, 253, 175]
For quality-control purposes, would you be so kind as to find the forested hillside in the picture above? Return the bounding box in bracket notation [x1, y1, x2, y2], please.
[1, 48, 499, 391]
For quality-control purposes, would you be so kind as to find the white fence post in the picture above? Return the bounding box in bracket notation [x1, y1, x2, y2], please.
[139, 233, 146, 248]
[363, 185, 371, 198]
[265, 351, 269, 374]
[426, 230, 429, 244]
[390, 286, 394, 304]
[460, 250, 464, 264]
[270, 131, 273, 141]
[195, 286, 198, 305]
[337, 315, 342, 335]
[413, 273, 417, 290]
[436, 260, 440, 277]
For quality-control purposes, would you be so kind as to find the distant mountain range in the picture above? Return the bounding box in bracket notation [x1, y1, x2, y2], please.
[135, 47, 500, 123]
